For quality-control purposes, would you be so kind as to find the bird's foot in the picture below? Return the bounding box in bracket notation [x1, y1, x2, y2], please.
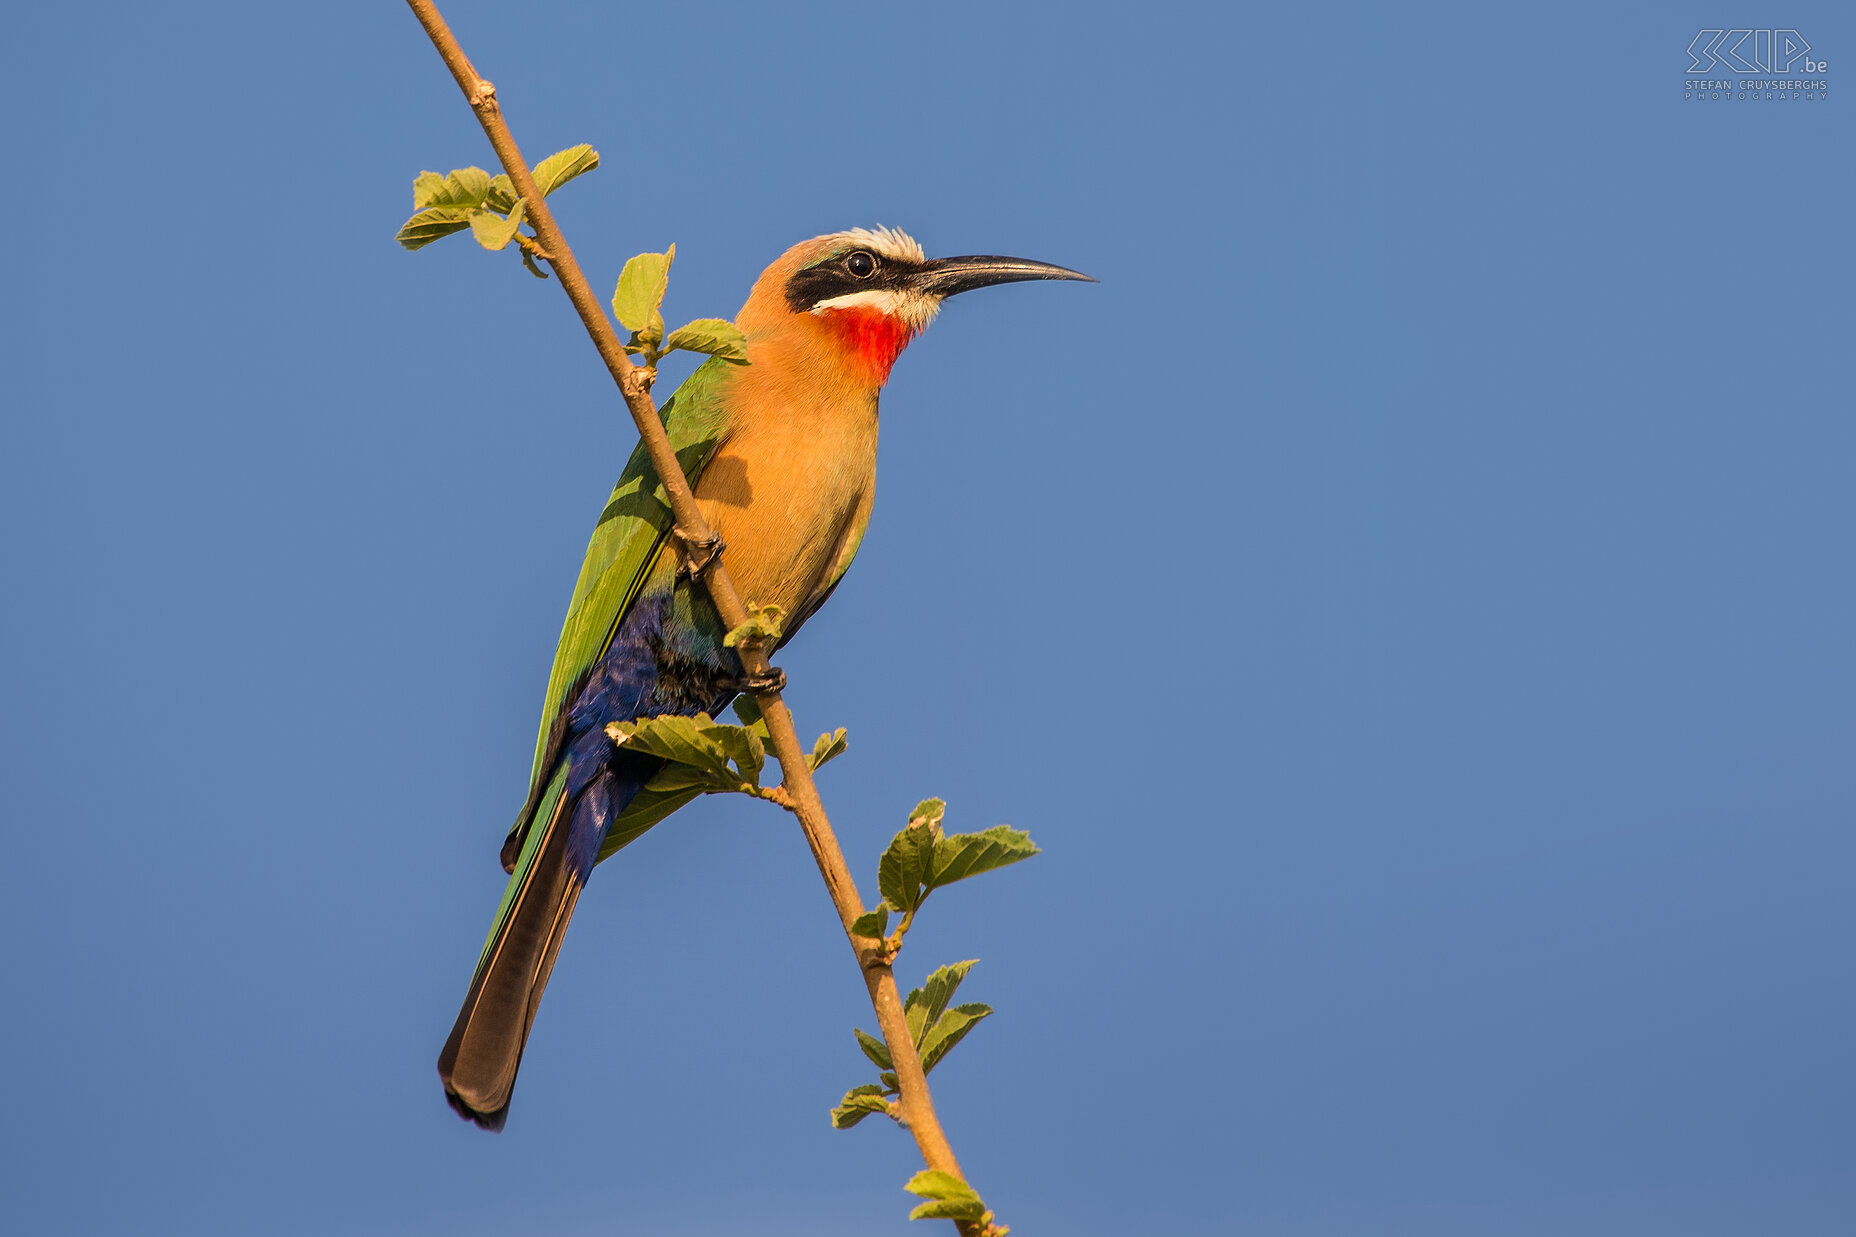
[717, 667, 786, 695]
[673, 528, 726, 581]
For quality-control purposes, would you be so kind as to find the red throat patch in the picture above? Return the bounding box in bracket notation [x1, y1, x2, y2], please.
[818, 307, 918, 384]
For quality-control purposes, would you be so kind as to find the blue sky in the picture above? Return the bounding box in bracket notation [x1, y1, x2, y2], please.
[1, 2, 1851, 1233]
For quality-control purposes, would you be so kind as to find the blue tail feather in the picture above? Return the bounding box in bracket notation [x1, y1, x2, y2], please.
[441, 583, 740, 1127]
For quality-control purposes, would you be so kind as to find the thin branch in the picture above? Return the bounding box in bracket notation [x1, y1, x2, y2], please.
[402, 2, 989, 1230]
[753, 784, 799, 812]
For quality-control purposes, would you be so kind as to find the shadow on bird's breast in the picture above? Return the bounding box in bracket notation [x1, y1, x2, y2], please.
[695, 452, 753, 508]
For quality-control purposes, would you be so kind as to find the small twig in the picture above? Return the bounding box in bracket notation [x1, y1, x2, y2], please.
[402, 3, 986, 1230]
[752, 784, 797, 811]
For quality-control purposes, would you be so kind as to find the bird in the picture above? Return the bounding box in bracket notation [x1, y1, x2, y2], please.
[438, 226, 1091, 1129]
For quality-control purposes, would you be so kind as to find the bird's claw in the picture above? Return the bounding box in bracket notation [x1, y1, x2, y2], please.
[673, 528, 726, 581]
[717, 667, 786, 695]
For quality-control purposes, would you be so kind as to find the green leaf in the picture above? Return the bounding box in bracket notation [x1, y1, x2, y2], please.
[808, 727, 848, 771]
[849, 906, 889, 939]
[919, 1002, 993, 1075]
[909, 799, 947, 831]
[909, 1197, 988, 1223]
[711, 721, 765, 788]
[412, 167, 491, 210]
[605, 713, 770, 794]
[413, 166, 492, 210]
[926, 825, 1039, 891]
[622, 328, 662, 360]
[878, 820, 936, 914]
[396, 205, 474, 250]
[663, 318, 749, 364]
[611, 246, 675, 336]
[452, 166, 492, 203]
[729, 693, 771, 744]
[880, 1070, 898, 1091]
[596, 783, 701, 863]
[830, 1084, 891, 1130]
[532, 143, 600, 197]
[484, 173, 517, 214]
[723, 602, 785, 649]
[633, 761, 734, 794]
[903, 1170, 986, 1222]
[608, 714, 731, 774]
[468, 198, 527, 251]
[853, 1027, 892, 1070]
[411, 170, 447, 208]
[910, 1198, 989, 1223]
[904, 1170, 975, 1199]
[904, 960, 978, 1047]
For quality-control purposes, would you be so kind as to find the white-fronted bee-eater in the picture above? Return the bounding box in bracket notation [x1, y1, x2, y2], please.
[439, 227, 1091, 1128]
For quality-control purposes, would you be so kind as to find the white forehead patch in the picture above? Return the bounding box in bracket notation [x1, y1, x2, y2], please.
[826, 225, 925, 264]
[810, 287, 943, 330]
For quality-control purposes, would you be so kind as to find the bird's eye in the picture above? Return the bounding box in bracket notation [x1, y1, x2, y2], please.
[845, 250, 877, 278]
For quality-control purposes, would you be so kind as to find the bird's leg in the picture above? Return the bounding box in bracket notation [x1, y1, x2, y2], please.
[672, 527, 726, 581]
[716, 667, 786, 694]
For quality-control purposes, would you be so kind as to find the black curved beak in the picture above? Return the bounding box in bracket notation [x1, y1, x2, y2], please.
[913, 255, 1096, 298]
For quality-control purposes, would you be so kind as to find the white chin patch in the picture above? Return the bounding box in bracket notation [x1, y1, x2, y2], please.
[810, 288, 942, 330]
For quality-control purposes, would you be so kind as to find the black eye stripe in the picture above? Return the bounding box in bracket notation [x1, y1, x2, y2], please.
[783, 249, 921, 313]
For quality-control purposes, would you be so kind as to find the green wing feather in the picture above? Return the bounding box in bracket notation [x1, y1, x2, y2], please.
[507, 358, 738, 852]
[481, 762, 570, 962]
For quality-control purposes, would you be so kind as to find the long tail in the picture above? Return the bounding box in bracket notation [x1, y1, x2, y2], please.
[436, 761, 581, 1130]
[439, 736, 667, 1129]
